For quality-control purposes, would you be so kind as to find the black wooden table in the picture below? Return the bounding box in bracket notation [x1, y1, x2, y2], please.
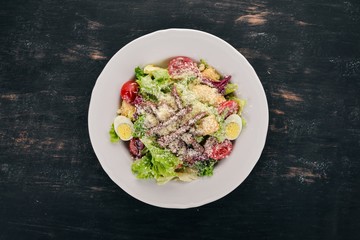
[1, 0, 359, 239]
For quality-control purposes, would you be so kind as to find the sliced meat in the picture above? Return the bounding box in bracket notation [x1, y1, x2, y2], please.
[180, 133, 204, 153]
[147, 107, 191, 135]
[183, 149, 207, 164]
[172, 85, 183, 109]
[157, 112, 207, 147]
[168, 139, 186, 156]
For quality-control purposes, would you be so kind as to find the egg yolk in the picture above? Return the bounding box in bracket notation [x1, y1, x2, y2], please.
[117, 123, 132, 140]
[225, 122, 241, 140]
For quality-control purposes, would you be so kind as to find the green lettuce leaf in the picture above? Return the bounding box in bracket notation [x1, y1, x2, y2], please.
[135, 66, 145, 80]
[152, 68, 170, 83]
[131, 153, 153, 179]
[136, 65, 175, 100]
[224, 83, 238, 95]
[136, 75, 163, 100]
[143, 65, 171, 84]
[109, 123, 120, 143]
[131, 137, 181, 183]
[136, 68, 173, 101]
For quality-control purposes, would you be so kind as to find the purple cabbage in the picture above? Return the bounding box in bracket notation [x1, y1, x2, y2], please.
[133, 95, 143, 106]
[132, 95, 144, 120]
[201, 75, 232, 94]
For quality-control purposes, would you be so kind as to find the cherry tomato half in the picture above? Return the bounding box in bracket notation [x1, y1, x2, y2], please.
[121, 80, 139, 104]
[207, 139, 233, 160]
[218, 100, 239, 118]
[168, 56, 200, 80]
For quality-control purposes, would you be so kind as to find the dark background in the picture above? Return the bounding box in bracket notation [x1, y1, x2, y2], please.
[1, 0, 359, 239]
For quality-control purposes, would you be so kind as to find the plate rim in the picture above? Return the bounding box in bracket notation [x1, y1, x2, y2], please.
[88, 28, 269, 208]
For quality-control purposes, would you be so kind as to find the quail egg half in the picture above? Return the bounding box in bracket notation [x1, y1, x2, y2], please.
[114, 115, 134, 141]
[224, 114, 243, 140]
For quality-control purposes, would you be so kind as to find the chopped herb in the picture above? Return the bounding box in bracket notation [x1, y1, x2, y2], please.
[194, 159, 217, 176]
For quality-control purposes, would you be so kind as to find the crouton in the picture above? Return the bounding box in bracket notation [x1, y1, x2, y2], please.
[144, 113, 159, 128]
[196, 114, 219, 136]
[118, 100, 136, 120]
[201, 67, 221, 81]
[155, 103, 176, 121]
[190, 84, 226, 106]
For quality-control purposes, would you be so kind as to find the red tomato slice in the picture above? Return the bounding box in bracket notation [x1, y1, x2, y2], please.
[207, 139, 233, 160]
[121, 80, 139, 103]
[218, 100, 239, 118]
[168, 56, 200, 80]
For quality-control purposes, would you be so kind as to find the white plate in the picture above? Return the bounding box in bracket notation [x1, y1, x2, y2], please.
[88, 29, 268, 208]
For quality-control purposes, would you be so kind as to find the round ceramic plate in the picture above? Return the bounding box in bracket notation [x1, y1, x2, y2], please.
[88, 29, 268, 208]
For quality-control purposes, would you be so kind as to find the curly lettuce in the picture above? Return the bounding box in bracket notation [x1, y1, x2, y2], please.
[109, 124, 120, 143]
[131, 137, 181, 183]
[135, 66, 173, 101]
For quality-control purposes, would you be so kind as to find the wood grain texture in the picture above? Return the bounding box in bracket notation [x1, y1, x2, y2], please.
[1, 0, 359, 239]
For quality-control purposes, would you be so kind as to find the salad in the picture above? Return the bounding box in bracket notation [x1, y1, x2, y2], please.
[109, 57, 246, 184]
